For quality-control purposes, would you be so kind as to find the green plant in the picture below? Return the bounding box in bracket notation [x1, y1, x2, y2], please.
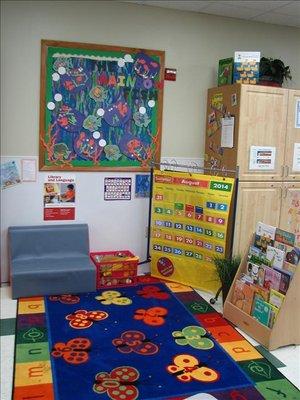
[213, 255, 241, 301]
[259, 57, 292, 85]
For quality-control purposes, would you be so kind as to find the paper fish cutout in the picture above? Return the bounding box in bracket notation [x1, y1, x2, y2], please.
[73, 131, 102, 161]
[103, 94, 131, 127]
[56, 105, 85, 132]
[133, 53, 160, 80]
[60, 67, 90, 94]
[118, 133, 144, 160]
[53, 143, 72, 160]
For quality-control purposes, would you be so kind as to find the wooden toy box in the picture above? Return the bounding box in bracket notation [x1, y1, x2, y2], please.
[90, 250, 139, 289]
[223, 237, 300, 350]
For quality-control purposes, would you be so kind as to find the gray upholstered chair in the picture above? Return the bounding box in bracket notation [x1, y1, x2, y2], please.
[8, 224, 96, 298]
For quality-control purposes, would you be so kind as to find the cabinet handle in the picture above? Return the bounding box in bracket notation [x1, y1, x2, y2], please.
[285, 165, 289, 178]
[281, 165, 285, 177]
[282, 186, 288, 199]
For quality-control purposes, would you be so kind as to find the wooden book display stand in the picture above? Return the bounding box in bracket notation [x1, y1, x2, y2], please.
[223, 236, 300, 350]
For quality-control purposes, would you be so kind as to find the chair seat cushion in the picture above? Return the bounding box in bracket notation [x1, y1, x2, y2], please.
[12, 256, 94, 275]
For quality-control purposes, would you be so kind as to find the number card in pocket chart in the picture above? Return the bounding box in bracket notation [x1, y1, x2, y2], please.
[150, 170, 235, 293]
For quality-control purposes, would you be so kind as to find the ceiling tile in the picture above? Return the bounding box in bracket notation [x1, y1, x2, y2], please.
[200, 2, 260, 19]
[123, 1, 300, 27]
[252, 11, 300, 27]
[273, 1, 300, 16]
[222, 1, 293, 12]
[125, 0, 215, 12]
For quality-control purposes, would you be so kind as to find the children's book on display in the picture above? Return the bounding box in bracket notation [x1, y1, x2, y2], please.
[217, 57, 234, 86]
[230, 222, 299, 329]
[233, 51, 260, 85]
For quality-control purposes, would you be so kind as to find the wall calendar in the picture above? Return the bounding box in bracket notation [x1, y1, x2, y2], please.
[150, 170, 235, 293]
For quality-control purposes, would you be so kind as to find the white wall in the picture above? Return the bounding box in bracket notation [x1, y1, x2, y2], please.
[1, 1, 300, 282]
[0, 157, 152, 283]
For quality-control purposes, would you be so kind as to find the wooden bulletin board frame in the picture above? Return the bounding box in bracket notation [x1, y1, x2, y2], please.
[39, 40, 165, 171]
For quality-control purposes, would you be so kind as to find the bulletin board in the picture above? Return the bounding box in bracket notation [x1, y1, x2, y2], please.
[39, 40, 165, 171]
[150, 170, 235, 293]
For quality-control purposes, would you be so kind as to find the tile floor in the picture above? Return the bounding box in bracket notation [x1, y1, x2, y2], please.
[1, 284, 299, 400]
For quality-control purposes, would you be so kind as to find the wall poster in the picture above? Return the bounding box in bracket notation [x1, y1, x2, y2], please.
[249, 146, 276, 170]
[135, 174, 151, 198]
[292, 143, 300, 172]
[44, 174, 76, 220]
[0, 161, 21, 190]
[104, 177, 132, 201]
[39, 40, 165, 171]
[21, 159, 37, 182]
[150, 170, 235, 293]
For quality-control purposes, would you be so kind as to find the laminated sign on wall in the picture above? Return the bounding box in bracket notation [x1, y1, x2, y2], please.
[150, 170, 235, 293]
[44, 175, 76, 220]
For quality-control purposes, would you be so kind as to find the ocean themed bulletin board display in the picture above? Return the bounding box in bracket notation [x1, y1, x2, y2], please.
[150, 170, 235, 293]
[39, 40, 165, 171]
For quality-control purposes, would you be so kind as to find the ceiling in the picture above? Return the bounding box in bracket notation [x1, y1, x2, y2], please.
[125, 1, 300, 28]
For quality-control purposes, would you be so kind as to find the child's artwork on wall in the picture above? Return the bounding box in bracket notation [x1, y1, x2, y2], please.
[135, 174, 151, 198]
[39, 40, 165, 171]
[0, 161, 21, 190]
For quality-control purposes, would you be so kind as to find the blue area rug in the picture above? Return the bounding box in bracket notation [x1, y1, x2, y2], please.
[46, 283, 251, 399]
[13, 281, 300, 399]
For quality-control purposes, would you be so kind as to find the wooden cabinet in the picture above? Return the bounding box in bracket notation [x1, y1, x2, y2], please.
[233, 182, 281, 255]
[233, 181, 300, 256]
[204, 84, 297, 182]
[285, 90, 300, 181]
[279, 182, 300, 236]
[237, 85, 288, 181]
[204, 84, 300, 256]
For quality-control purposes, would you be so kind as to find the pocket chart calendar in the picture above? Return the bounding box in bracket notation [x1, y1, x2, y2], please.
[150, 170, 235, 293]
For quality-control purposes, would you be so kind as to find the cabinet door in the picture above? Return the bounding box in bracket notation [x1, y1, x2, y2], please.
[279, 182, 300, 247]
[238, 85, 288, 181]
[233, 181, 282, 256]
[285, 90, 300, 181]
